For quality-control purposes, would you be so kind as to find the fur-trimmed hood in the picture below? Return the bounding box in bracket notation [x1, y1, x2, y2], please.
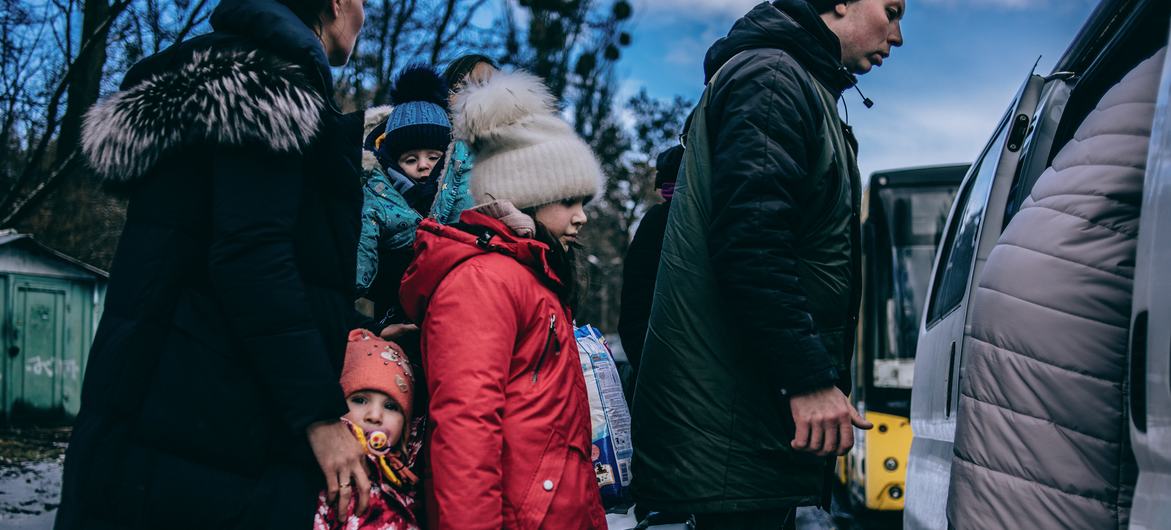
[362, 104, 394, 174]
[82, 46, 326, 182]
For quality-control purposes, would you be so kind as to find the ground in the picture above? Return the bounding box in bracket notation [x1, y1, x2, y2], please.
[604, 502, 900, 529]
[0, 429, 898, 529]
[0, 427, 67, 529]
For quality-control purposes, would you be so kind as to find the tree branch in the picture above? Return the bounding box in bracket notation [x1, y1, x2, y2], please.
[429, 0, 456, 64]
[0, 149, 81, 227]
[170, 0, 210, 47]
[0, 0, 131, 214]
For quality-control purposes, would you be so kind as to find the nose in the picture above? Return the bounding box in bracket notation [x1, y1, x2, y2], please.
[890, 23, 904, 48]
[364, 407, 383, 426]
[572, 205, 587, 227]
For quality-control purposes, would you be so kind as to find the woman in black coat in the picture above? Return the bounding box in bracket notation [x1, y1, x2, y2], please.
[618, 145, 682, 391]
[56, 0, 371, 528]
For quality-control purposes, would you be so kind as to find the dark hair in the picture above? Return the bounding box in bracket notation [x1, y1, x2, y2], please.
[279, 0, 331, 29]
[443, 54, 499, 92]
[654, 144, 684, 189]
[520, 209, 587, 313]
[788, 0, 856, 14]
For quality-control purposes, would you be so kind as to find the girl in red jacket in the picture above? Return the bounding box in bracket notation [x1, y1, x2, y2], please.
[399, 70, 607, 530]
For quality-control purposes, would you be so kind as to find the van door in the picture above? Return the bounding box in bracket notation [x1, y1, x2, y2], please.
[1127, 45, 1171, 530]
[904, 72, 1045, 530]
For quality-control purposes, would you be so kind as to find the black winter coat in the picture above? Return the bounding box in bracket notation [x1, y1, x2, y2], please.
[56, 1, 362, 528]
[617, 200, 671, 374]
[700, 0, 861, 395]
[630, 0, 862, 513]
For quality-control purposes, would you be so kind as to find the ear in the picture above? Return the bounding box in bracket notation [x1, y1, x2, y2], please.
[833, 1, 850, 17]
[327, 0, 344, 19]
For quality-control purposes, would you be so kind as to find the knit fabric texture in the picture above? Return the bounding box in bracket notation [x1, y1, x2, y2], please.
[452, 70, 603, 210]
[383, 103, 450, 153]
[373, 64, 453, 166]
[340, 329, 415, 440]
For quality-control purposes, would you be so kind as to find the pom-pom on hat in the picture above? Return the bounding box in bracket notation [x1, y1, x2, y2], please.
[340, 329, 415, 449]
[452, 70, 603, 210]
[366, 64, 452, 170]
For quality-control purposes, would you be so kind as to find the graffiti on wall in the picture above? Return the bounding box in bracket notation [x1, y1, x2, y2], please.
[24, 356, 81, 380]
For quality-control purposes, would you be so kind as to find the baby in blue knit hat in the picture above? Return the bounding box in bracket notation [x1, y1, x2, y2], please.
[366, 64, 452, 183]
[357, 64, 452, 328]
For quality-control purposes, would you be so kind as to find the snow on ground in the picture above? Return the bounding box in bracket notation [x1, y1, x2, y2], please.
[0, 459, 61, 529]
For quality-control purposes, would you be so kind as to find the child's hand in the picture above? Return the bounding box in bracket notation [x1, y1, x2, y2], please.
[307, 420, 372, 516]
[378, 323, 418, 340]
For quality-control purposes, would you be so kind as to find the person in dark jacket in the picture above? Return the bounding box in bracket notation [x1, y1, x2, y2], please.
[56, 0, 372, 528]
[617, 145, 683, 391]
[630, 0, 903, 527]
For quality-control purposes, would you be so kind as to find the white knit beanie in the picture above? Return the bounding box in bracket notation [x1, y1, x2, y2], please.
[452, 70, 603, 210]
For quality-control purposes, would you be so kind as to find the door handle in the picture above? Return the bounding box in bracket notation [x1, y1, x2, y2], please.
[5, 325, 17, 358]
[1130, 311, 1147, 433]
[945, 341, 957, 418]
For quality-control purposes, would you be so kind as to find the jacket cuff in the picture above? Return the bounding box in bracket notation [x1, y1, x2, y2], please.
[292, 392, 350, 434]
[779, 365, 840, 397]
[772, 333, 839, 396]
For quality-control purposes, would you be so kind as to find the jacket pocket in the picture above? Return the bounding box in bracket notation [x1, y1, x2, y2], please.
[530, 313, 559, 384]
[515, 429, 571, 530]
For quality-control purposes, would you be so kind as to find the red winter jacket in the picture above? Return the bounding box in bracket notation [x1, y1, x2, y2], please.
[400, 211, 605, 530]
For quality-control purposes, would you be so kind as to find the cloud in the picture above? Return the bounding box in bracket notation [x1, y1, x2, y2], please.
[850, 90, 1016, 180]
[918, 0, 1096, 11]
[920, 0, 1046, 7]
[663, 27, 723, 66]
[632, 0, 758, 20]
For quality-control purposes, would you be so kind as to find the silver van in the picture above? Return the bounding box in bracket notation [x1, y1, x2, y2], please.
[1127, 38, 1171, 530]
[904, 0, 1170, 527]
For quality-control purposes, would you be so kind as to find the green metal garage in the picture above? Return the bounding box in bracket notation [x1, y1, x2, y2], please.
[0, 230, 106, 423]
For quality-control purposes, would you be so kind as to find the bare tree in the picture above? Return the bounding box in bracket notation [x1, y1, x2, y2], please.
[1, 0, 212, 268]
[334, 0, 496, 111]
[0, 0, 687, 302]
[575, 89, 690, 331]
[0, 0, 132, 217]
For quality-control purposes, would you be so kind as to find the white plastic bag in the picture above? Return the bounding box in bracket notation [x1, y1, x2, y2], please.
[575, 324, 633, 505]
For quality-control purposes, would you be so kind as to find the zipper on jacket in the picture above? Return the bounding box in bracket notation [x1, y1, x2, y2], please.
[531, 314, 557, 383]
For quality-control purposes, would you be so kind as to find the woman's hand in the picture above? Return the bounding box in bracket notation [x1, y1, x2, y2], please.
[307, 420, 371, 516]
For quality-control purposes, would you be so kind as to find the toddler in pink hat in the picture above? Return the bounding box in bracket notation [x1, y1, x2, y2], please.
[313, 329, 419, 530]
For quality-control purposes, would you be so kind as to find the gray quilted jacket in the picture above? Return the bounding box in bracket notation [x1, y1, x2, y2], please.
[947, 47, 1165, 529]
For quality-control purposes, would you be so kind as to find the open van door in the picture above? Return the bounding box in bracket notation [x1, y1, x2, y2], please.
[1128, 40, 1171, 530]
[903, 72, 1045, 530]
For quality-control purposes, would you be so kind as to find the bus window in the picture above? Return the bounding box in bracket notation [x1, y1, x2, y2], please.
[874, 187, 958, 389]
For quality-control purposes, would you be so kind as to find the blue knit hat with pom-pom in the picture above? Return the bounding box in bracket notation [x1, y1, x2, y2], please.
[365, 64, 452, 170]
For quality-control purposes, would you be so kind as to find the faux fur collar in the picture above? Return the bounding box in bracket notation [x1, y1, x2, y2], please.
[82, 47, 325, 182]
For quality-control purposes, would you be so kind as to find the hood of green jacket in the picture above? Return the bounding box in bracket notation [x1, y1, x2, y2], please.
[703, 0, 856, 94]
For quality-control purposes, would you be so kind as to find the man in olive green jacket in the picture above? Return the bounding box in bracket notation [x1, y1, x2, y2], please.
[631, 0, 905, 527]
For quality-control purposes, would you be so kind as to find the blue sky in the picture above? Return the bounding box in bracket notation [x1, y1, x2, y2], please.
[614, 0, 1099, 180]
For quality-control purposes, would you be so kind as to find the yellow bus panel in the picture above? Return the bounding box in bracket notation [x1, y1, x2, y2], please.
[863, 410, 912, 511]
